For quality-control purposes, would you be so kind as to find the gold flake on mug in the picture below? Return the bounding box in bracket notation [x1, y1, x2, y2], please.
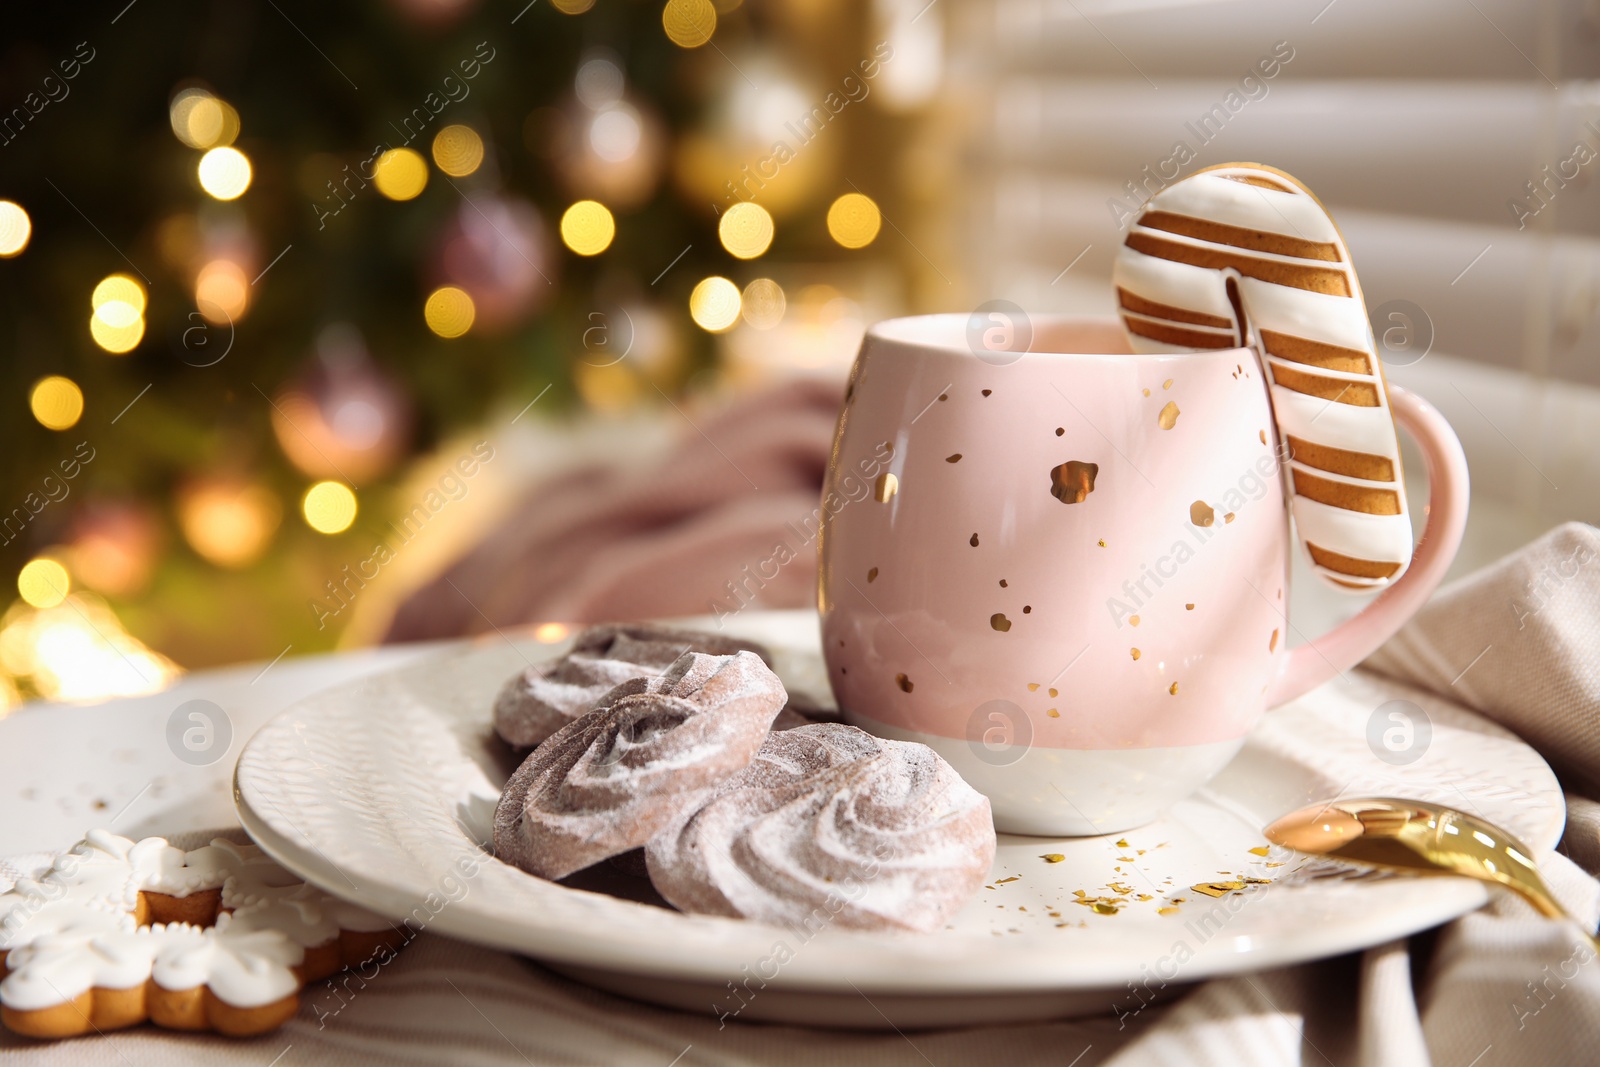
[1022, 605, 1032, 614]
[1047, 708, 1060, 718]
[1048, 687, 1058, 697]
[1225, 512, 1236, 523]
[999, 578, 1008, 587]
[1027, 682, 1040, 691]
[1055, 427, 1065, 436]
[981, 389, 992, 396]
[867, 567, 878, 583]
[1050, 460, 1099, 504]
[1169, 682, 1179, 695]
[1159, 401, 1180, 430]
[946, 453, 962, 463]
[1190, 500, 1215, 527]
[1163, 379, 1173, 390]
[1185, 603, 1195, 611]
[1098, 538, 1107, 547]
[1269, 629, 1280, 652]
[1143, 388, 1151, 397]
[874, 472, 899, 502]
[970, 532, 980, 547]
[1259, 429, 1268, 445]
[896, 673, 914, 693]
[1130, 615, 1141, 626]
[990, 613, 1012, 632]
[1131, 648, 1141, 660]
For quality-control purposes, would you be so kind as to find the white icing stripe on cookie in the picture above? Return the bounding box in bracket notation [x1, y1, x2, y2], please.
[1290, 497, 1412, 565]
[1148, 172, 1342, 244]
[1235, 278, 1372, 352]
[1269, 386, 1401, 461]
[1115, 247, 1235, 322]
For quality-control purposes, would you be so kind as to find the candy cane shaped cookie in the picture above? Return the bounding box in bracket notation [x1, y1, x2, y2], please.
[1112, 162, 1413, 590]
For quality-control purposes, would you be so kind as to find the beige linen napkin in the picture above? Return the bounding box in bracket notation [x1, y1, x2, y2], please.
[4, 524, 1599, 1066]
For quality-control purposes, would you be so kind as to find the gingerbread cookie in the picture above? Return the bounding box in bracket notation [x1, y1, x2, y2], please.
[1113, 162, 1413, 590]
[646, 723, 995, 933]
[494, 650, 787, 880]
[0, 831, 403, 1039]
[494, 623, 775, 748]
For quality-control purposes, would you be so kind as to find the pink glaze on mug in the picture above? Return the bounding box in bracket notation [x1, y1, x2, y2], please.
[818, 314, 1468, 835]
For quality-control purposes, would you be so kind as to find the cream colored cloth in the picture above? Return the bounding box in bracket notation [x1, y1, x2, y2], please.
[4, 524, 1599, 1065]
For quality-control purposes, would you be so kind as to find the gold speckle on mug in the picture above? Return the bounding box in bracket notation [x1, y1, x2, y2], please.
[970, 532, 980, 547]
[896, 673, 914, 693]
[1048, 687, 1058, 697]
[1225, 512, 1236, 524]
[1055, 427, 1065, 436]
[1190, 500, 1215, 527]
[946, 453, 962, 463]
[867, 567, 879, 583]
[1142, 388, 1151, 397]
[1185, 603, 1195, 611]
[1023, 605, 1032, 614]
[1259, 429, 1268, 445]
[1027, 683, 1040, 691]
[939, 393, 949, 401]
[1130, 615, 1141, 627]
[1163, 378, 1173, 390]
[874, 472, 899, 502]
[990, 613, 1012, 632]
[999, 578, 1008, 588]
[1169, 682, 1179, 696]
[1098, 539, 1107, 547]
[1050, 460, 1099, 504]
[1158, 402, 1180, 430]
[1131, 648, 1141, 660]
[1269, 629, 1280, 652]
[1047, 708, 1060, 718]
[982, 389, 992, 397]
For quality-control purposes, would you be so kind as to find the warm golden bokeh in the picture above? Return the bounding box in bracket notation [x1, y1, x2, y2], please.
[195, 259, 251, 323]
[424, 286, 476, 338]
[198, 146, 253, 200]
[92, 275, 147, 316]
[826, 192, 882, 249]
[178, 482, 282, 568]
[30, 377, 85, 431]
[662, 0, 716, 48]
[432, 125, 485, 177]
[689, 276, 741, 332]
[560, 200, 616, 256]
[740, 277, 786, 330]
[373, 148, 429, 200]
[719, 201, 774, 260]
[17, 558, 70, 609]
[0, 201, 32, 257]
[302, 481, 359, 534]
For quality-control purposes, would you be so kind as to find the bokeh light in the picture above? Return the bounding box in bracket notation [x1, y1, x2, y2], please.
[575, 55, 625, 109]
[689, 276, 741, 332]
[424, 285, 476, 338]
[170, 88, 240, 149]
[826, 193, 882, 249]
[719, 202, 774, 260]
[92, 274, 147, 317]
[373, 148, 429, 200]
[198, 146, 252, 200]
[89, 311, 145, 354]
[560, 199, 616, 256]
[740, 278, 785, 329]
[553, 0, 596, 11]
[0, 201, 31, 257]
[302, 481, 358, 534]
[0, 594, 180, 703]
[589, 106, 642, 163]
[179, 481, 281, 568]
[663, 0, 716, 47]
[534, 621, 571, 642]
[30, 377, 84, 431]
[195, 259, 251, 323]
[17, 559, 70, 609]
[432, 125, 485, 177]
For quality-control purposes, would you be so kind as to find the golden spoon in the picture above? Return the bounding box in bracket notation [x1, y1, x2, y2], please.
[1264, 797, 1599, 950]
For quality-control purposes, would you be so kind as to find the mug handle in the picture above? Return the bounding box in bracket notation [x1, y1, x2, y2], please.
[1264, 384, 1471, 707]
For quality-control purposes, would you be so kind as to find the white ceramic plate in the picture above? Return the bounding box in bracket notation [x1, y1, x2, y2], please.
[235, 611, 1564, 1029]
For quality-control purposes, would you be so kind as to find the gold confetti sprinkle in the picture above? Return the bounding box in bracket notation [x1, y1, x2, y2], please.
[1190, 881, 1245, 898]
[996, 876, 1019, 884]
[991, 613, 1012, 632]
[895, 673, 913, 693]
[1041, 853, 1065, 863]
[1163, 378, 1173, 390]
[1158, 907, 1180, 916]
[946, 453, 962, 463]
[1091, 902, 1119, 915]
[1190, 500, 1215, 527]
[867, 567, 878, 582]
[1130, 615, 1140, 627]
[1266, 862, 1285, 868]
[1169, 682, 1179, 695]
[1115, 839, 1129, 848]
[1050, 460, 1099, 504]
[1158, 401, 1180, 430]
[1269, 628, 1280, 652]
[1248, 846, 1270, 857]
[970, 532, 980, 547]
[874, 472, 898, 502]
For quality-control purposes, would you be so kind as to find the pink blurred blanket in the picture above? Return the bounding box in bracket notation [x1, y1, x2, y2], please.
[383, 380, 843, 642]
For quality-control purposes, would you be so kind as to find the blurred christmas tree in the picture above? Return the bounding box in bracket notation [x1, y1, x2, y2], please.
[0, 0, 914, 701]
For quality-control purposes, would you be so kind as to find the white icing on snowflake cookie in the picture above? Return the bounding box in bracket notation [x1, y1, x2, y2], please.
[0, 831, 404, 1039]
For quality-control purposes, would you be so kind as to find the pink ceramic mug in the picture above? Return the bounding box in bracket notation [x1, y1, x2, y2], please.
[818, 314, 1468, 835]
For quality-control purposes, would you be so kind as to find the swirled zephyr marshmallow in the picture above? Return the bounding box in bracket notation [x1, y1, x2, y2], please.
[493, 623, 775, 748]
[493, 650, 787, 880]
[646, 723, 996, 933]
